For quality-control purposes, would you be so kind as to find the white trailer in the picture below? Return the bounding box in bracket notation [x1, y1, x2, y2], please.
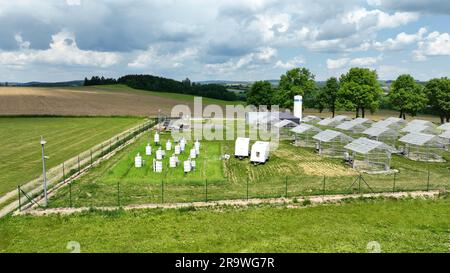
[250, 141, 270, 165]
[234, 137, 250, 159]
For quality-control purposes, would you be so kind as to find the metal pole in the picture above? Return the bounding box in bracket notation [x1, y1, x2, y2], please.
[285, 176, 288, 198]
[246, 176, 249, 200]
[358, 174, 362, 194]
[40, 137, 48, 207]
[427, 165, 430, 191]
[90, 149, 93, 166]
[69, 182, 72, 208]
[77, 155, 80, 174]
[322, 175, 326, 198]
[205, 179, 208, 202]
[393, 172, 396, 193]
[117, 181, 120, 207]
[161, 179, 164, 203]
[62, 163, 65, 183]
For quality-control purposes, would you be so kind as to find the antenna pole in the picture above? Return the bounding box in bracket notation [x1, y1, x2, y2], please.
[40, 136, 48, 207]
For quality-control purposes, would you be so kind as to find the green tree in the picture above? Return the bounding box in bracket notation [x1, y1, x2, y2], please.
[277, 68, 316, 109]
[425, 77, 450, 123]
[337, 68, 383, 118]
[317, 77, 339, 117]
[246, 81, 274, 108]
[389, 74, 427, 119]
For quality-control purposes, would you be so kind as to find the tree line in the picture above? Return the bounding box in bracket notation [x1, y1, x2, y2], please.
[84, 74, 238, 101]
[247, 67, 450, 123]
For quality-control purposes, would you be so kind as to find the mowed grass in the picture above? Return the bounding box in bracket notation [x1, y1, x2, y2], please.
[0, 117, 144, 195]
[1, 197, 450, 252]
[48, 126, 450, 208]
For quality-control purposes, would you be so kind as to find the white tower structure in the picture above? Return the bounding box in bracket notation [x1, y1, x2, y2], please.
[294, 95, 303, 122]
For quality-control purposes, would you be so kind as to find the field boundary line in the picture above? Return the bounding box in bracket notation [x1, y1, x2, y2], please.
[0, 118, 156, 218]
[14, 190, 443, 217]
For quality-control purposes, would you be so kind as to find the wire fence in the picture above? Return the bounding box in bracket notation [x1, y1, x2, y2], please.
[17, 118, 157, 211]
[45, 166, 449, 209]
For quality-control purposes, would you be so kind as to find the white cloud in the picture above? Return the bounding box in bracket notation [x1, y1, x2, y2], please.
[14, 34, 30, 50]
[205, 47, 277, 74]
[274, 55, 305, 69]
[0, 31, 120, 68]
[343, 8, 419, 29]
[326, 58, 351, 69]
[374, 27, 427, 51]
[326, 55, 382, 69]
[128, 46, 198, 68]
[66, 0, 81, 6]
[377, 65, 409, 79]
[413, 31, 450, 61]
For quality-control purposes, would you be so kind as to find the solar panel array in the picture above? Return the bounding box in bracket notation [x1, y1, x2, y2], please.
[336, 121, 367, 131]
[312, 129, 352, 142]
[362, 126, 395, 137]
[273, 119, 295, 128]
[344, 137, 394, 154]
[291, 124, 321, 134]
[439, 130, 450, 139]
[399, 132, 439, 146]
[438, 123, 450, 131]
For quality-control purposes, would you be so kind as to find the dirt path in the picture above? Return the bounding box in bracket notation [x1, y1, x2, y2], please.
[14, 190, 442, 217]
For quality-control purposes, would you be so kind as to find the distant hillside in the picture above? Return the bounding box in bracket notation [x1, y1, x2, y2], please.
[3, 80, 84, 87]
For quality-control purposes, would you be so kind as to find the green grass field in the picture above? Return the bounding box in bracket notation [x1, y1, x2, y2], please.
[0, 117, 144, 196]
[47, 129, 450, 208]
[1, 196, 449, 252]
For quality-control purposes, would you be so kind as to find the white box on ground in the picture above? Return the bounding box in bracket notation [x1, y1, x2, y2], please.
[145, 144, 152, 156]
[134, 153, 142, 168]
[250, 141, 270, 165]
[234, 137, 250, 159]
[190, 148, 197, 159]
[184, 160, 192, 173]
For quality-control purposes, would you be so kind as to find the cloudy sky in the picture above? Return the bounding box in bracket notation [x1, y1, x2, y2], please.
[0, 0, 449, 82]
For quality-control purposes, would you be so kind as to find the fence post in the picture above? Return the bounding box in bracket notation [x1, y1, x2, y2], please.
[109, 140, 112, 153]
[117, 181, 120, 207]
[285, 176, 288, 198]
[322, 176, 326, 198]
[69, 182, 72, 208]
[358, 174, 362, 194]
[393, 172, 396, 193]
[246, 175, 249, 201]
[90, 149, 93, 167]
[18, 185, 21, 211]
[427, 165, 430, 191]
[62, 163, 65, 183]
[205, 179, 208, 202]
[77, 155, 80, 174]
[161, 179, 164, 204]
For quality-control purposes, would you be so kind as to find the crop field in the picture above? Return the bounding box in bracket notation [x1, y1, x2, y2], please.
[0, 116, 144, 196]
[0, 85, 242, 116]
[47, 128, 450, 208]
[2, 196, 450, 252]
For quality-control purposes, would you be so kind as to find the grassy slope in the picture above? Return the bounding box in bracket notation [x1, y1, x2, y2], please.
[1, 197, 449, 253]
[0, 117, 144, 195]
